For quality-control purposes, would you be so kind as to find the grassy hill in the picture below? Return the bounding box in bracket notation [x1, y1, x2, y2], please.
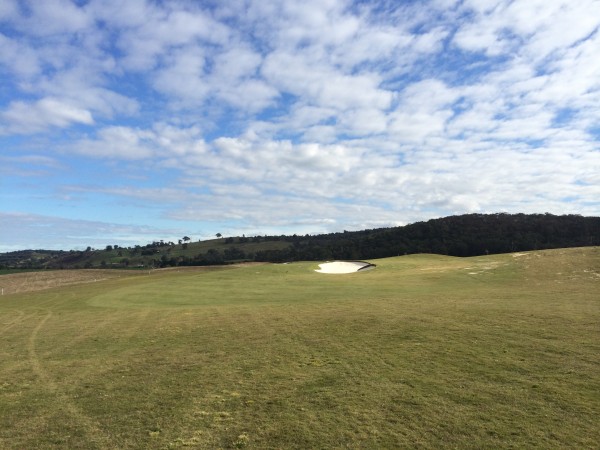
[2, 213, 599, 270]
[0, 247, 598, 448]
[0, 237, 292, 270]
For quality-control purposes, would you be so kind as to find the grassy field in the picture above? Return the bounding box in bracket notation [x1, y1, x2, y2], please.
[0, 248, 598, 449]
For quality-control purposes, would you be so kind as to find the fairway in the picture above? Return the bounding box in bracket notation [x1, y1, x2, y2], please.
[1, 248, 599, 449]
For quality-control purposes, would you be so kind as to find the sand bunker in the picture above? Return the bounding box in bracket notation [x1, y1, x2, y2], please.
[315, 261, 375, 274]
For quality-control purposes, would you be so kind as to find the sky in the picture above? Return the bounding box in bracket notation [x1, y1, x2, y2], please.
[1, 0, 599, 251]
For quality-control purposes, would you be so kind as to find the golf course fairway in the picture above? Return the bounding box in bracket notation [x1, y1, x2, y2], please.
[1, 248, 599, 449]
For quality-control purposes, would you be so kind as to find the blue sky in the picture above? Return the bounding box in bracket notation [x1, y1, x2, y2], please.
[1, 0, 599, 251]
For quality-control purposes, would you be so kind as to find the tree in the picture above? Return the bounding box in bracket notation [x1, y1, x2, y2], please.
[216, 233, 222, 238]
[183, 236, 191, 243]
[105, 245, 113, 251]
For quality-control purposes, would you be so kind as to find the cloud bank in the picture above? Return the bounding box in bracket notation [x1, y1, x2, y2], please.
[1, 0, 599, 250]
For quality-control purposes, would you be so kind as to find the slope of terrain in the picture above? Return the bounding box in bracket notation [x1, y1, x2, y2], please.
[1, 247, 598, 448]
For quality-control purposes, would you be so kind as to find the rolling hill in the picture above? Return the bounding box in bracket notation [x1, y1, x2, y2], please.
[1, 213, 599, 270]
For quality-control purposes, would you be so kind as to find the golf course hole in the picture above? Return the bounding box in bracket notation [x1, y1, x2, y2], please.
[315, 261, 376, 274]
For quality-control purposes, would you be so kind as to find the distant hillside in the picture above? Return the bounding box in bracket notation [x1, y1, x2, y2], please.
[262, 213, 599, 262]
[1, 213, 599, 269]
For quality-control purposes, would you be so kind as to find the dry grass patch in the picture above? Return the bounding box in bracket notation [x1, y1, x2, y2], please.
[0, 265, 259, 295]
[0, 269, 142, 295]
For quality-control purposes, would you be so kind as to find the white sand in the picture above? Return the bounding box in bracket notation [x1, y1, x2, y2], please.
[315, 261, 375, 274]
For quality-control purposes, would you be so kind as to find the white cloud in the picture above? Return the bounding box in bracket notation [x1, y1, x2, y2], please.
[332, 26, 412, 69]
[209, 46, 279, 112]
[285, 105, 337, 130]
[262, 51, 393, 111]
[507, 1, 599, 60]
[213, 46, 262, 81]
[412, 27, 449, 53]
[1, 0, 599, 250]
[1, 97, 93, 134]
[71, 123, 208, 160]
[400, 79, 460, 112]
[17, 0, 92, 36]
[58, 108, 600, 232]
[338, 108, 388, 136]
[0, 33, 40, 77]
[152, 41, 278, 113]
[455, 0, 600, 62]
[453, 22, 512, 56]
[73, 126, 155, 159]
[153, 46, 209, 102]
[116, 5, 230, 71]
[0, 0, 18, 20]
[86, 0, 155, 28]
[33, 65, 139, 118]
[152, 123, 207, 156]
[389, 111, 451, 143]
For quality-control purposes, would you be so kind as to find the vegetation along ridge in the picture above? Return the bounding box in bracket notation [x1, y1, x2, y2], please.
[2, 213, 599, 270]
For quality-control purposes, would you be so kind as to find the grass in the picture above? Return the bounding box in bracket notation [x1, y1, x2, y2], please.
[0, 269, 144, 295]
[0, 248, 599, 449]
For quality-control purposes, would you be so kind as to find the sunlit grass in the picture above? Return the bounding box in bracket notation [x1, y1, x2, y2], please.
[1, 248, 598, 448]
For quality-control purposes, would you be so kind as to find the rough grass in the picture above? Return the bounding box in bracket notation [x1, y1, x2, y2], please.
[0, 248, 598, 449]
[0, 269, 147, 295]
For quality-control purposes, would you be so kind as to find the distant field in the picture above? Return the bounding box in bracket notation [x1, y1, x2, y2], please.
[0, 269, 147, 295]
[1, 248, 598, 449]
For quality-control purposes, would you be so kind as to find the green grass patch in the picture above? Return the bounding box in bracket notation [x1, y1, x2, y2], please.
[1, 248, 599, 448]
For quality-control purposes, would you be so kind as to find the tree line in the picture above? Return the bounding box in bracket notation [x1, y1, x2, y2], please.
[126, 213, 600, 266]
[1, 213, 598, 269]
[252, 213, 599, 262]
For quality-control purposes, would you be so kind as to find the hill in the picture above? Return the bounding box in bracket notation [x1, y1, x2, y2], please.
[1, 213, 599, 269]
